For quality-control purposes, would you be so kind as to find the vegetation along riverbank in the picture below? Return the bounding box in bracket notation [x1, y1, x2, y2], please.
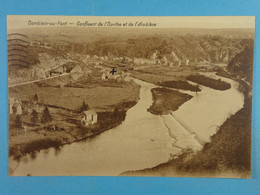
[122, 43, 254, 178]
[9, 78, 140, 162]
[186, 74, 231, 90]
[122, 95, 251, 178]
[148, 88, 192, 115]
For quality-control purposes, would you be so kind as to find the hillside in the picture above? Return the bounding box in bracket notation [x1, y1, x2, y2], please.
[227, 40, 254, 83]
[123, 96, 251, 178]
[122, 41, 253, 178]
[8, 28, 254, 85]
[66, 35, 252, 65]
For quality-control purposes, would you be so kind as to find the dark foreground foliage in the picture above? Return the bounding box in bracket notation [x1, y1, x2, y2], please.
[227, 41, 254, 83]
[173, 97, 251, 174]
[123, 97, 252, 177]
[9, 139, 62, 160]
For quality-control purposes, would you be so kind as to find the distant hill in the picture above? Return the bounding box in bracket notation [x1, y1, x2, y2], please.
[7, 27, 255, 84]
[227, 40, 254, 83]
[8, 27, 254, 65]
[81, 35, 253, 65]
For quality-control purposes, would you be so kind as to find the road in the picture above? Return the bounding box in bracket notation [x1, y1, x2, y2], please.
[44, 59, 77, 72]
[8, 73, 70, 88]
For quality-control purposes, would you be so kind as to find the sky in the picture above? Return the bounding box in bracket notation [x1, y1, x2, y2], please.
[7, 15, 255, 29]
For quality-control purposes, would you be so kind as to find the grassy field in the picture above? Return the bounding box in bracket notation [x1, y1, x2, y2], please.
[148, 88, 192, 115]
[134, 66, 201, 78]
[9, 102, 136, 161]
[9, 76, 140, 161]
[9, 76, 139, 112]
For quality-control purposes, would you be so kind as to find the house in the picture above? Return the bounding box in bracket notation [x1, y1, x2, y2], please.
[13, 101, 22, 115]
[168, 62, 174, 67]
[9, 98, 15, 114]
[81, 110, 98, 126]
[101, 70, 130, 83]
[186, 59, 190, 65]
[102, 72, 109, 81]
[30, 41, 39, 46]
[9, 98, 22, 115]
[71, 65, 83, 80]
[93, 55, 99, 60]
[70, 65, 83, 74]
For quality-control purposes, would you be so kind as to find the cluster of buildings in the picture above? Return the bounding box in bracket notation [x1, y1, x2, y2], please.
[101, 70, 131, 82]
[45, 63, 83, 77]
[9, 96, 98, 128]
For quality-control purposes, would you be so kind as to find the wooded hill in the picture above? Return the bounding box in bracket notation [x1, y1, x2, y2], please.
[227, 39, 254, 83]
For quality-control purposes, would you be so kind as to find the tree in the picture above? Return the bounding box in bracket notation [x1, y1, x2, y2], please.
[80, 101, 89, 112]
[15, 115, 22, 128]
[113, 107, 120, 120]
[33, 94, 39, 102]
[41, 106, 52, 123]
[31, 109, 38, 123]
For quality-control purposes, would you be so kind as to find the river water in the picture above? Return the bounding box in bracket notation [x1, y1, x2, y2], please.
[172, 73, 244, 142]
[10, 73, 244, 176]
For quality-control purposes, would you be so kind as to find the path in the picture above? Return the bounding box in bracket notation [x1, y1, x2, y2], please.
[9, 73, 70, 88]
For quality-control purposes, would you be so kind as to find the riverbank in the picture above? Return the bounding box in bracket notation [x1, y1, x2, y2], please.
[122, 80, 251, 178]
[9, 102, 138, 166]
[216, 70, 250, 95]
[9, 81, 140, 167]
[132, 71, 201, 92]
[187, 74, 231, 90]
[148, 87, 192, 115]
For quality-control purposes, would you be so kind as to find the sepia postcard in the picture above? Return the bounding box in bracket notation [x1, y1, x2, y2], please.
[7, 15, 254, 178]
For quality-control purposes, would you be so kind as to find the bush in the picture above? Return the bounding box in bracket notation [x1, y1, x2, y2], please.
[33, 94, 39, 101]
[15, 115, 22, 128]
[41, 106, 52, 123]
[187, 75, 231, 90]
[31, 109, 38, 123]
[79, 101, 89, 112]
[160, 80, 201, 92]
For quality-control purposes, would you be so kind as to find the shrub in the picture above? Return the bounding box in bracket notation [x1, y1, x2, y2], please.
[31, 109, 38, 123]
[187, 75, 231, 90]
[41, 106, 52, 123]
[15, 115, 22, 128]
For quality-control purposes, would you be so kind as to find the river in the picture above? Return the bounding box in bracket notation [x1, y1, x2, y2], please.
[10, 73, 244, 176]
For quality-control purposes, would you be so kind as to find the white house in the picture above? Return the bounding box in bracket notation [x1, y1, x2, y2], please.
[9, 97, 15, 114]
[102, 72, 109, 81]
[9, 98, 22, 115]
[186, 59, 190, 65]
[81, 110, 98, 126]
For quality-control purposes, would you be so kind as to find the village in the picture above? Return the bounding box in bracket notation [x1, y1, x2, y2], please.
[7, 27, 251, 169]
[8, 35, 226, 162]
[8, 47, 143, 161]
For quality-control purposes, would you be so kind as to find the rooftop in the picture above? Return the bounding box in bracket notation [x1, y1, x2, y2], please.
[83, 110, 97, 115]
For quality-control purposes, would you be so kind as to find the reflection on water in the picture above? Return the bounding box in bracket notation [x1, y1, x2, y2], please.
[10, 74, 244, 176]
[12, 79, 177, 176]
[29, 152, 37, 161]
[54, 146, 62, 156]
